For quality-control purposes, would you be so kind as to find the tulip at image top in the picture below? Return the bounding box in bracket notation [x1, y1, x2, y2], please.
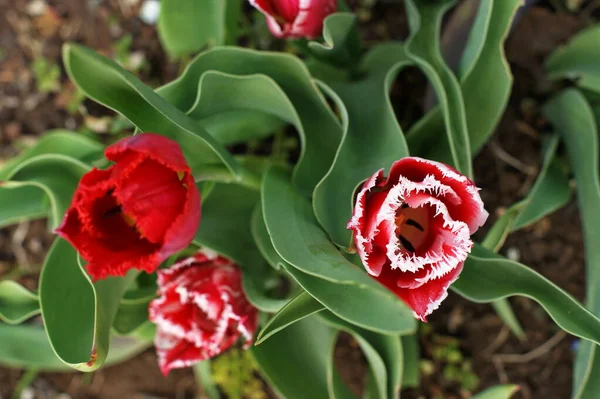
[56, 133, 201, 281]
[348, 157, 488, 322]
[249, 0, 337, 39]
[149, 250, 259, 375]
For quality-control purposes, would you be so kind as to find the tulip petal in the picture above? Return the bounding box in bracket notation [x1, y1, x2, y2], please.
[149, 251, 258, 375]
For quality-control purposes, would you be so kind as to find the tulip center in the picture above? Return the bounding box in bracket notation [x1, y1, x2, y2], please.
[394, 204, 430, 253]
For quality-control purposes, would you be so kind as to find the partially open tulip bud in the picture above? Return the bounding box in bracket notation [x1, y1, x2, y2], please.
[149, 250, 259, 375]
[56, 133, 201, 281]
[249, 0, 337, 39]
[347, 157, 488, 322]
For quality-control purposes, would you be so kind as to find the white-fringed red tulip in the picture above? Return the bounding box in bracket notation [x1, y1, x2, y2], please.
[249, 0, 337, 39]
[149, 251, 258, 375]
[347, 157, 488, 321]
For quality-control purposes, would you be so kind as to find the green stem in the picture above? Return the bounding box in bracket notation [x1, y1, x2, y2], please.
[11, 368, 39, 399]
[193, 361, 220, 399]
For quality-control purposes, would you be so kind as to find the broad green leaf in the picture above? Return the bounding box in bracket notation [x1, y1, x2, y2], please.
[201, 110, 283, 146]
[186, 72, 311, 173]
[404, 0, 472, 177]
[158, 0, 241, 57]
[453, 245, 600, 347]
[252, 316, 334, 399]
[543, 89, 600, 399]
[63, 44, 239, 178]
[472, 385, 520, 399]
[3, 154, 89, 229]
[158, 46, 342, 195]
[0, 323, 150, 371]
[0, 130, 102, 180]
[194, 182, 287, 313]
[0, 186, 48, 228]
[307, 13, 361, 68]
[256, 291, 325, 345]
[407, 0, 519, 161]
[113, 287, 156, 335]
[0, 281, 39, 324]
[546, 26, 600, 94]
[39, 239, 136, 371]
[313, 43, 412, 246]
[400, 335, 420, 388]
[262, 166, 416, 334]
[320, 312, 403, 399]
[251, 204, 285, 271]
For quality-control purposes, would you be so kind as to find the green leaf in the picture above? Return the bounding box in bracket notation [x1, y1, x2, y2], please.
[262, 166, 416, 334]
[490, 300, 525, 342]
[157, 47, 342, 195]
[513, 137, 572, 230]
[251, 204, 285, 271]
[542, 89, 600, 399]
[320, 312, 403, 399]
[404, 0, 472, 177]
[0, 186, 48, 228]
[185, 71, 307, 165]
[0, 323, 150, 371]
[252, 316, 334, 399]
[39, 239, 136, 371]
[201, 110, 283, 146]
[481, 134, 569, 341]
[472, 385, 520, 399]
[313, 43, 412, 246]
[113, 287, 156, 335]
[407, 0, 520, 162]
[194, 182, 288, 313]
[0, 281, 39, 324]
[3, 154, 89, 229]
[453, 245, 600, 347]
[0, 130, 102, 180]
[62, 44, 239, 178]
[307, 13, 361, 68]
[546, 25, 600, 94]
[158, 0, 241, 57]
[256, 291, 325, 345]
[400, 335, 420, 389]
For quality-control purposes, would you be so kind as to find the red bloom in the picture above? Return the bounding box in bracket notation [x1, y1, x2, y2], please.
[249, 0, 337, 39]
[56, 133, 200, 281]
[149, 250, 259, 375]
[347, 157, 488, 322]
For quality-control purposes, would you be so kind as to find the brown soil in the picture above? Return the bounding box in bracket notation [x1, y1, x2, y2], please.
[0, 0, 597, 398]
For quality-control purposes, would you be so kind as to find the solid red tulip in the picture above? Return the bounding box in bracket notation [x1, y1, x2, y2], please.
[149, 250, 259, 375]
[56, 133, 201, 281]
[347, 157, 488, 321]
[249, 0, 337, 39]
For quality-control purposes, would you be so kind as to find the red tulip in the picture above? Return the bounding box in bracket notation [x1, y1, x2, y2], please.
[56, 133, 200, 281]
[347, 157, 488, 321]
[249, 0, 337, 39]
[149, 250, 259, 375]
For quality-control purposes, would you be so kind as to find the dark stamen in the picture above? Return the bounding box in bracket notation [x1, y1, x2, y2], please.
[405, 219, 424, 232]
[104, 205, 122, 218]
[401, 204, 409, 209]
[399, 235, 415, 252]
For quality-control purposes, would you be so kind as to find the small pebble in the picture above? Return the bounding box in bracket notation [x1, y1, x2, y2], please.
[139, 0, 160, 25]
